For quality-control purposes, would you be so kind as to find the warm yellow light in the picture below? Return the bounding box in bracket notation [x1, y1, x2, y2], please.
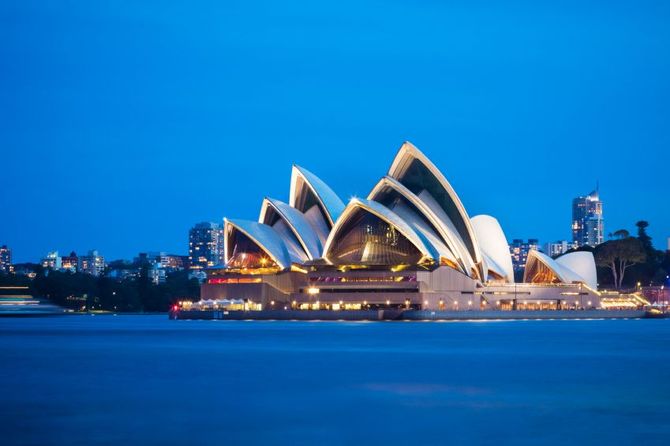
[307, 287, 320, 295]
[291, 265, 309, 274]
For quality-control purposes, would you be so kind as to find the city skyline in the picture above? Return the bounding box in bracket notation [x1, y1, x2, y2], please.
[2, 1, 669, 263]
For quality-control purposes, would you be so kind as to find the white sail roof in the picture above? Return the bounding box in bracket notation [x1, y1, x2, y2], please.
[471, 215, 514, 283]
[368, 176, 467, 273]
[524, 250, 598, 289]
[555, 251, 598, 290]
[259, 198, 323, 260]
[289, 165, 345, 227]
[224, 218, 295, 269]
[387, 141, 484, 279]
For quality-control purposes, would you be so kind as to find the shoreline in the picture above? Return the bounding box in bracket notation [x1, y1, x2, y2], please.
[170, 308, 658, 321]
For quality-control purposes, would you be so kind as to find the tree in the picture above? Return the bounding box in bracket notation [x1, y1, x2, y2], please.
[613, 229, 630, 239]
[595, 238, 647, 289]
[636, 221, 652, 251]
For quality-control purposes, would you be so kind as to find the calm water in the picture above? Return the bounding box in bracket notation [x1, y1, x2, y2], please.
[1, 316, 669, 446]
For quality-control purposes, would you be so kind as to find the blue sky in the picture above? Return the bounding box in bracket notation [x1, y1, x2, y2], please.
[1, 0, 669, 262]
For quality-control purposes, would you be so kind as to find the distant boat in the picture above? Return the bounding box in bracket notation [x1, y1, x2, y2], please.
[0, 286, 67, 317]
[645, 308, 670, 319]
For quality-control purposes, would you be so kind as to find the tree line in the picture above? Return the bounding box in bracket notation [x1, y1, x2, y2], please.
[0, 263, 200, 312]
[565, 220, 670, 289]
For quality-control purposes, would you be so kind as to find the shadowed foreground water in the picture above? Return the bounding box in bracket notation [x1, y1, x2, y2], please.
[1, 316, 669, 445]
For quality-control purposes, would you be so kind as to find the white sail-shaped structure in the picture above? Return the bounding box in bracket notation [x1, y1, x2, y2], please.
[386, 142, 484, 280]
[259, 198, 323, 261]
[289, 165, 345, 246]
[523, 250, 597, 289]
[471, 215, 514, 283]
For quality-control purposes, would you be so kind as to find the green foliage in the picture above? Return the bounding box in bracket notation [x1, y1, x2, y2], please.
[595, 238, 646, 289]
[595, 220, 669, 288]
[636, 220, 653, 251]
[0, 272, 32, 287]
[613, 229, 630, 239]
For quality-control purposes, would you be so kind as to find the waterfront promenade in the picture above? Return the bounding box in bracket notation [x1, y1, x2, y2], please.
[172, 308, 649, 321]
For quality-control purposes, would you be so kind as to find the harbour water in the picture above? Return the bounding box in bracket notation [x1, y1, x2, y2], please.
[1, 316, 669, 445]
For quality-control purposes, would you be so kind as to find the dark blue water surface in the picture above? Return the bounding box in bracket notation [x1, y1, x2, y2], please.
[1, 316, 669, 445]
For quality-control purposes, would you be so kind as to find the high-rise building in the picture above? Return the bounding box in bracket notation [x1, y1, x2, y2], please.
[61, 251, 79, 272]
[572, 188, 604, 247]
[139, 252, 186, 271]
[135, 252, 186, 284]
[0, 245, 11, 273]
[543, 240, 577, 258]
[41, 251, 62, 270]
[189, 222, 224, 270]
[78, 250, 106, 276]
[509, 239, 539, 271]
[148, 264, 167, 284]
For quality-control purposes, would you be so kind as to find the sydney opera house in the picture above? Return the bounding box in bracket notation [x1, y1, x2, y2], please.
[201, 142, 603, 312]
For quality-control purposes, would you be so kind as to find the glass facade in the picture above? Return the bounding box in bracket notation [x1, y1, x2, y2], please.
[572, 189, 604, 247]
[395, 158, 477, 262]
[226, 227, 279, 270]
[523, 257, 560, 284]
[373, 184, 461, 271]
[327, 209, 423, 265]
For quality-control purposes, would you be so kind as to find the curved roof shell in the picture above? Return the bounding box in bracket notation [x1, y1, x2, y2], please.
[224, 218, 294, 270]
[322, 197, 438, 265]
[368, 176, 471, 273]
[259, 198, 323, 261]
[289, 165, 345, 228]
[481, 253, 506, 281]
[471, 215, 514, 283]
[387, 142, 484, 279]
[523, 250, 597, 289]
[555, 251, 598, 290]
